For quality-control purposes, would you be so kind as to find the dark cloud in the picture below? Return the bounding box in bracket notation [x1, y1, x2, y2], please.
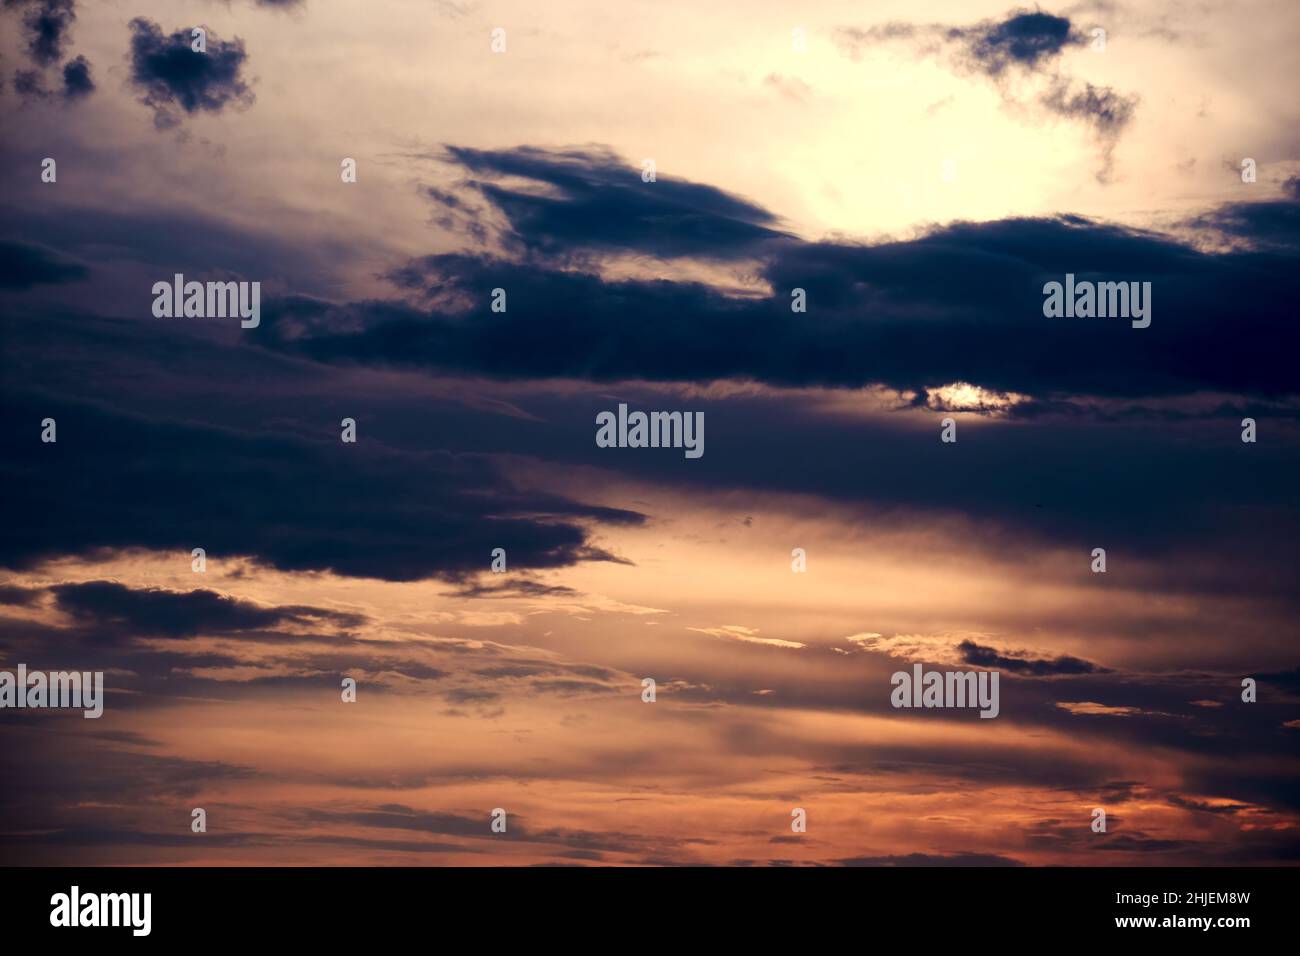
[1042, 79, 1135, 134]
[8, 55, 92, 102]
[448, 579, 581, 599]
[3, 0, 76, 67]
[698, 658, 1300, 815]
[0, 609, 463, 707]
[840, 9, 1085, 77]
[443, 687, 500, 705]
[60, 53, 92, 98]
[838, 852, 1025, 866]
[1191, 196, 1300, 253]
[426, 185, 467, 211]
[949, 10, 1079, 76]
[0, 583, 42, 605]
[0, 825, 269, 850]
[957, 640, 1110, 676]
[0, 199, 356, 305]
[1167, 794, 1253, 815]
[258, 149, 1300, 404]
[1180, 761, 1300, 816]
[0, 737, 258, 810]
[290, 805, 678, 859]
[1040, 78, 1138, 180]
[1257, 666, 1300, 695]
[445, 145, 791, 260]
[298, 834, 472, 854]
[11, 68, 45, 99]
[296, 805, 492, 839]
[48, 580, 365, 639]
[0, 382, 642, 582]
[1089, 833, 1192, 853]
[3, 221, 1294, 609]
[0, 239, 88, 289]
[128, 18, 255, 129]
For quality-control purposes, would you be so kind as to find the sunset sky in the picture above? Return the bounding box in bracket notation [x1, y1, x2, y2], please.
[1, 0, 1298, 866]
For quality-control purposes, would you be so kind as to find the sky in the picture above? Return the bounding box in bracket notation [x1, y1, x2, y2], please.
[0, 0, 1297, 866]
